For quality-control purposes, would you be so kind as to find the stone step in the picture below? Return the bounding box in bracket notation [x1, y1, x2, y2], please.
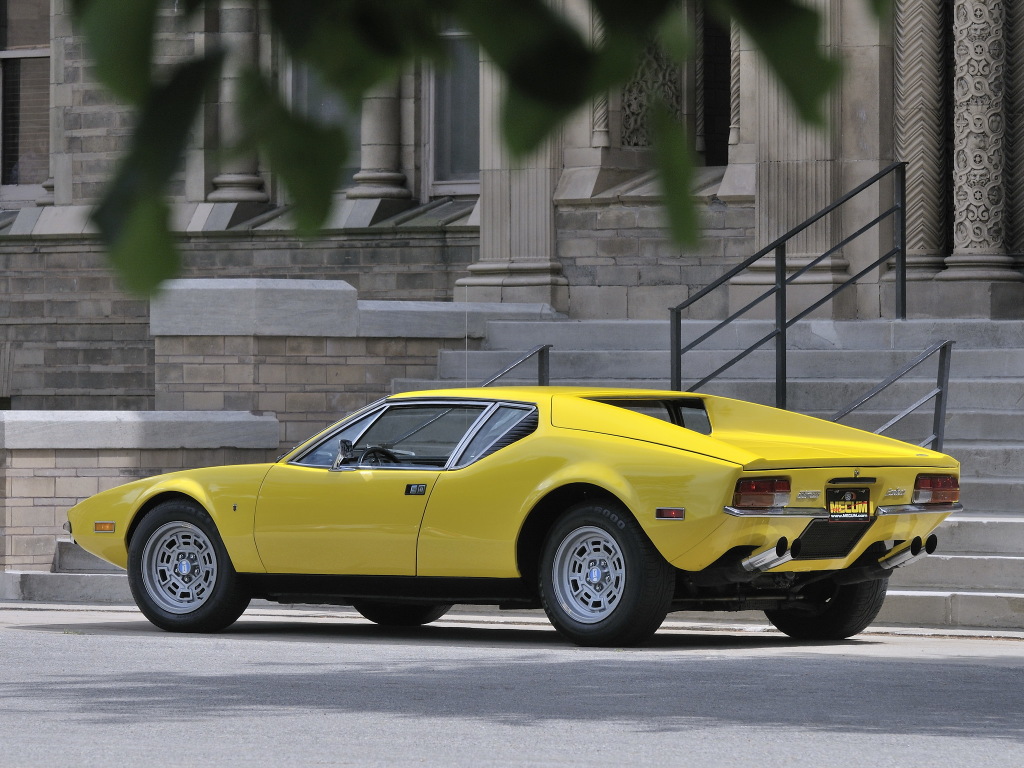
[942, 443, 1024, 478]
[888, 553, 1024, 592]
[483, 318, 1024, 352]
[819, 411, 1024, 444]
[932, 514, 1024, 554]
[0, 571, 131, 604]
[952, 481, 1024, 514]
[51, 540, 123, 574]
[437, 347, 1024, 382]
[879, 588, 1024, 630]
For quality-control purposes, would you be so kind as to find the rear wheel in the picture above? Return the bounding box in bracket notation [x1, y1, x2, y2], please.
[352, 601, 452, 627]
[765, 578, 888, 640]
[539, 501, 674, 647]
[128, 499, 250, 633]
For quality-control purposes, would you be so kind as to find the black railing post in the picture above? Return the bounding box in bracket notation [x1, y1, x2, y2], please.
[932, 341, 953, 451]
[775, 243, 787, 410]
[670, 307, 682, 390]
[894, 162, 907, 319]
[538, 345, 550, 386]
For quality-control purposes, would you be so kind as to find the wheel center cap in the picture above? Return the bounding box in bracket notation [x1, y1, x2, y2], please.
[587, 566, 603, 584]
[177, 560, 193, 576]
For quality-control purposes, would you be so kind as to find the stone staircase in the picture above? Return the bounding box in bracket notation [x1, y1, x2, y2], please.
[395, 317, 1024, 630]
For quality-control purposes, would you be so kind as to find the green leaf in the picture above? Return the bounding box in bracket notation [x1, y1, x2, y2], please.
[867, 0, 892, 18]
[70, 0, 159, 104]
[501, 90, 574, 157]
[92, 53, 224, 294]
[267, 0, 445, 103]
[102, 196, 181, 295]
[709, 0, 842, 126]
[237, 72, 350, 234]
[651, 102, 698, 246]
[452, 0, 594, 108]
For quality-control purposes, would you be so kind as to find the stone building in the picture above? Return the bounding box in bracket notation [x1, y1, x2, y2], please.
[2, 0, 1024, 589]
[1, 2, 1020, 393]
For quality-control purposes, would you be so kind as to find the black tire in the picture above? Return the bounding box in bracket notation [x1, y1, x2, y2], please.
[765, 578, 889, 640]
[127, 499, 251, 633]
[539, 501, 675, 647]
[352, 601, 452, 627]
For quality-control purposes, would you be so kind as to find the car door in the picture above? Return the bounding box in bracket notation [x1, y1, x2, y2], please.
[253, 401, 488, 575]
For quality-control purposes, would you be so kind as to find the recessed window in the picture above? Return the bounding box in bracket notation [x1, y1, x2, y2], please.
[426, 26, 479, 195]
[0, 0, 49, 195]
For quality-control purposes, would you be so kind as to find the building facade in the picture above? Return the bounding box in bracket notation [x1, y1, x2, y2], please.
[0, 0, 1021, 415]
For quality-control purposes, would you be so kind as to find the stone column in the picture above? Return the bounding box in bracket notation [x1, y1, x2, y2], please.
[894, 0, 948, 279]
[207, 0, 268, 205]
[938, 0, 1021, 281]
[334, 78, 413, 227]
[455, 47, 567, 309]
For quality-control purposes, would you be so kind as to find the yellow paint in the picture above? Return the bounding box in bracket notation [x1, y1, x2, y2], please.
[66, 387, 959, 585]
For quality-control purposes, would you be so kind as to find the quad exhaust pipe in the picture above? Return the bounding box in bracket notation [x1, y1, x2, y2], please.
[742, 537, 802, 573]
[879, 534, 938, 570]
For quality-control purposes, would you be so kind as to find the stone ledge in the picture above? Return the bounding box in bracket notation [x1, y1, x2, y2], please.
[150, 278, 359, 337]
[150, 277, 563, 338]
[0, 411, 281, 450]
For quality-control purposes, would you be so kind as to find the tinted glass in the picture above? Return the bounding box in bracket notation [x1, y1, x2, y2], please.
[356, 404, 486, 462]
[433, 35, 479, 182]
[459, 406, 531, 465]
[1, 56, 48, 184]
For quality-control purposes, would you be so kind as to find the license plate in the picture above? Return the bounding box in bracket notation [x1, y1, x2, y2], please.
[826, 487, 871, 522]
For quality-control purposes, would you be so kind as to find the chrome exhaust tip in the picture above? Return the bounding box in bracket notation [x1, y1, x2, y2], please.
[742, 537, 801, 573]
[880, 534, 937, 570]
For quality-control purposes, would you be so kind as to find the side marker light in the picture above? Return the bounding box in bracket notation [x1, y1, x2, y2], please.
[655, 508, 686, 520]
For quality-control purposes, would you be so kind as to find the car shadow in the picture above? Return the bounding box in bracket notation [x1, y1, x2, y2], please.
[16, 612, 871, 651]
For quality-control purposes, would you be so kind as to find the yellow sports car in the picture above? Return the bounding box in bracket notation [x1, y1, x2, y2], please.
[66, 387, 961, 646]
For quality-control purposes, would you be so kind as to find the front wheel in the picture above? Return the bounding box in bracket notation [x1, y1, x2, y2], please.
[765, 578, 888, 640]
[539, 501, 674, 647]
[352, 601, 452, 627]
[127, 499, 250, 633]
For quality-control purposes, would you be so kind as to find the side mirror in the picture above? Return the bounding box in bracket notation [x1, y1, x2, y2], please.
[331, 439, 357, 470]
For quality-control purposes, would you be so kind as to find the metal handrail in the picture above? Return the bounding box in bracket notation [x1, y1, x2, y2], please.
[670, 162, 908, 408]
[831, 340, 954, 451]
[480, 344, 552, 386]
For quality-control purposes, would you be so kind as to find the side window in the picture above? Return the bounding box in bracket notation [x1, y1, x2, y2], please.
[353, 404, 487, 466]
[457, 406, 536, 466]
[292, 411, 379, 468]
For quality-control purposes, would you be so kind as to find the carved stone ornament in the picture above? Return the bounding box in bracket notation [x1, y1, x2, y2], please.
[952, 0, 1005, 253]
[942, 0, 1022, 279]
[621, 40, 684, 148]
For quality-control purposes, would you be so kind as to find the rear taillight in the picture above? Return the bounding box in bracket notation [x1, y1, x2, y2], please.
[913, 474, 959, 504]
[732, 477, 791, 508]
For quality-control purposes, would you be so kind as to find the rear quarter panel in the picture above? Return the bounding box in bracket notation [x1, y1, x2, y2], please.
[416, 428, 740, 577]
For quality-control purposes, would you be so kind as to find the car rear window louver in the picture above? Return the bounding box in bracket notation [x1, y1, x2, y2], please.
[476, 412, 539, 461]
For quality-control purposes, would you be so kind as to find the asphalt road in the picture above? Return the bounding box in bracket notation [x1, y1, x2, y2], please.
[1, 602, 1023, 767]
